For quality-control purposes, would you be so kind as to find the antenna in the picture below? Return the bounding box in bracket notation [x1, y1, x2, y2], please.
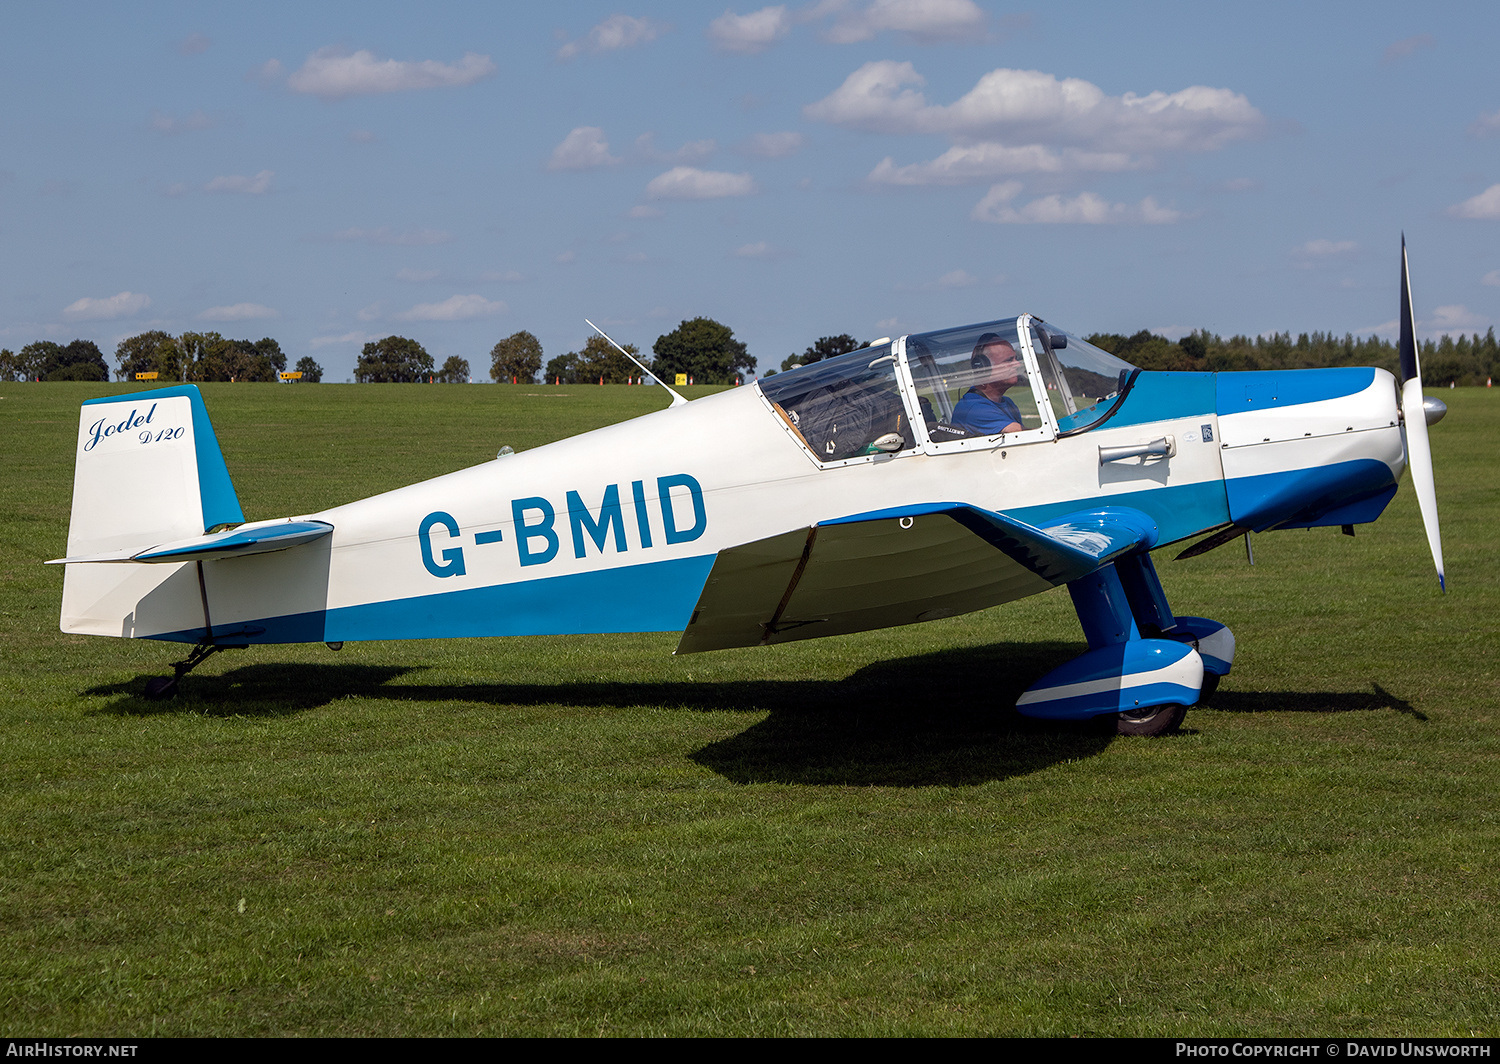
[585, 320, 688, 407]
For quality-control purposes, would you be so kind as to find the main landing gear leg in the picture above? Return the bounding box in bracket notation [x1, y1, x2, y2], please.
[1015, 552, 1234, 736]
[143, 642, 241, 700]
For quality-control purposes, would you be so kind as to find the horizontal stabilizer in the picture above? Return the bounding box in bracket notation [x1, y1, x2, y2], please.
[49, 520, 333, 565]
[677, 502, 1157, 653]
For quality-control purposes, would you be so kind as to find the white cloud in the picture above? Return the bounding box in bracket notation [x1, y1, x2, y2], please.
[284, 48, 495, 100]
[1449, 184, 1500, 220]
[708, 7, 792, 53]
[397, 295, 506, 321]
[628, 204, 665, 218]
[646, 166, 757, 199]
[556, 250, 577, 264]
[481, 269, 528, 283]
[348, 129, 378, 143]
[557, 15, 667, 60]
[1383, 34, 1434, 64]
[325, 226, 452, 245]
[823, 0, 987, 44]
[634, 132, 717, 165]
[805, 61, 1265, 154]
[1428, 304, 1487, 332]
[1293, 239, 1359, 266]
[205, 170, 273, 194]
[869, 143, 1135, 185]
[310, 330, 380, 348]
[734, 241, 773, 257]
[971, 182, 1181, 224]
[150, 109, 215, 134]
[396, 268, 439, 282]
[178, 33, 211, 56]
[1221, 177, 1260, 192]
[198, 302, 278, 321]
[63, 292, 151, 320]
[548, 126, 620, 170]
[356, 303, 383, 321]
[739, 131, 805, 158]
[1482, 269, 1500, 287]
[1470, 110, 1500, 138]
[932, 268, 977, 288]
[250, 59, 284, 85]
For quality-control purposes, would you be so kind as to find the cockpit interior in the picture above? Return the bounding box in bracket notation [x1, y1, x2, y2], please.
[758, 315, 1140, 465]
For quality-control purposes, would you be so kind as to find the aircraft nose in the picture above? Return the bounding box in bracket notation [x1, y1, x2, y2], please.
[1216, 368, 1405, 532]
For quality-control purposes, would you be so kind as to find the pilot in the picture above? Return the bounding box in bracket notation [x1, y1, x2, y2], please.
[950, 333, 1025, 434]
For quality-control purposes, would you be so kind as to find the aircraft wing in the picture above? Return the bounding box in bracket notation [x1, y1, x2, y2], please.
[676, 503, 1157, 653]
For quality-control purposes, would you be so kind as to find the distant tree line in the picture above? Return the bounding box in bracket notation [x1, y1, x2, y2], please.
[1085, 327, 1500, 386]
[350, 320, 756, 386]
[7, 323, 1496, 387]
[0, 332, 324, 383]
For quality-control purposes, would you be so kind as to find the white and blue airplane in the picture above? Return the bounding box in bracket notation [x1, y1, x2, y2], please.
[52, 241, 1446, 733]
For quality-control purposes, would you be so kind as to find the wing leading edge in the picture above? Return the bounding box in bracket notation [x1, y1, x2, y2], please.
[675, 503, 1158, 653]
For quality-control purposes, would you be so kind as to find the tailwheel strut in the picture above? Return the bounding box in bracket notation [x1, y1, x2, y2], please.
[143, 642, 242, 700]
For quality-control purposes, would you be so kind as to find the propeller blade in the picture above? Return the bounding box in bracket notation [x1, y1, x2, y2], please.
[1399, 236, 1446, 592]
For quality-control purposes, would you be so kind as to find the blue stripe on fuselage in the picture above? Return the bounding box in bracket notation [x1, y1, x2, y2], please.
[146, 553, 717, 645]
[1008, 478, 1231, 547]
[1224, 458, 1398, 532]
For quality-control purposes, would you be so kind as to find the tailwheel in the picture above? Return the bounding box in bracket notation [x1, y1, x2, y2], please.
[143, 676, 179, 700]
[1116, 701, 1187, 737]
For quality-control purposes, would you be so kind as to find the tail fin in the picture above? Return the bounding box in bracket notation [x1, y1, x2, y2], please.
[60, 386, 244, 637]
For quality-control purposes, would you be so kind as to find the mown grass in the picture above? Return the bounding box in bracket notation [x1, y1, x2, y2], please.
[1, 381, 1495, 1036]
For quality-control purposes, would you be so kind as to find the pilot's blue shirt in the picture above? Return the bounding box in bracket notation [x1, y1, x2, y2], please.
[951, 389, 1023, 434]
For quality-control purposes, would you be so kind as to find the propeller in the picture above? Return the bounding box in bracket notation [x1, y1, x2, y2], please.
[1398, 235, 1447, 592]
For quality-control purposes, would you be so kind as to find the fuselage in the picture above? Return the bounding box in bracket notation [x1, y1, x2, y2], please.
[61, 315, 1408, 646]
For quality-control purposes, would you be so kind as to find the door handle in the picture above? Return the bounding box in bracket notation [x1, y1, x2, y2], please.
[1099, 435, 1176, 464]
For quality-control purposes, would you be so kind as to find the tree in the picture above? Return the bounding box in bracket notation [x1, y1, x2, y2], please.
[652, 318, 753, 385]
[544, 352, 577, 384]
[15, 342, 59, 381]
[115, 331, 177, 380]
[436, 355, 471, 383]
[577, 335, 640, 383]
[21, 339, 108, 381]
[0, 349, 15, 382]
[490, 330, 544, 383]
[356, 336, 435, 383]
[781, 333, 862, 372]
[548, 335, 640, 384]
[186, 334, 283, 382]
[294, 356, 323, 383]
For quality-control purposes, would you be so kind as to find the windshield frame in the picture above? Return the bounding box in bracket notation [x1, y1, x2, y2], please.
[1023, 318, 1141, 437]
[898, 314, 1058, 455]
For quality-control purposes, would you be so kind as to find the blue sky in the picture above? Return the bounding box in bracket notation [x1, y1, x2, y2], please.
[3, 1, 1498, 381]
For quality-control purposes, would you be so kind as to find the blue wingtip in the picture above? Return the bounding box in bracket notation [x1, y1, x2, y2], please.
[1439, 573, 1446, 594]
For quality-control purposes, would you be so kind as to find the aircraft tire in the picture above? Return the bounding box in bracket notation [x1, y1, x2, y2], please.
[1116, 701, 1186, 737]
[143, 676, 178, 700]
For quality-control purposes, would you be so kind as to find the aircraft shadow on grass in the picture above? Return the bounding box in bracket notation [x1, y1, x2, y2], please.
[81, 643, 1423, 786]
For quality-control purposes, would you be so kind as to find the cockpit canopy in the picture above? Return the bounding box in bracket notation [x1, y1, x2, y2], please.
[760, 315, 1139, 465]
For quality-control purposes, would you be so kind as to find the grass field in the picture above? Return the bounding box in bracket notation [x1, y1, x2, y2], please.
[2, 380, 1496, 1037]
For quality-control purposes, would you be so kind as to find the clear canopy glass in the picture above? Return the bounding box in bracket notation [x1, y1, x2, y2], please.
[1026, 319, 1139, 434]
[757, 316, 1141, 464]
[759, 341, 915, 461]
